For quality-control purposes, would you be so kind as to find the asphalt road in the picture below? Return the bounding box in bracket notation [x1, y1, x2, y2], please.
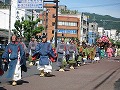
[0, 57, 120, 90]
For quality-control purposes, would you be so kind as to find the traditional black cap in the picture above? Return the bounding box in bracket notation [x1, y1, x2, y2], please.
[41, 33, 47, 38]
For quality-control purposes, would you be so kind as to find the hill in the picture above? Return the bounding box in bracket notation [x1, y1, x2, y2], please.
[83, 12, 120, 32]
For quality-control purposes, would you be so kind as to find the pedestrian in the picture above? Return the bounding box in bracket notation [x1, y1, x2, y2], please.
[56, 38, 67, 72]
[2, 34, 25, 86]
[94, 44, 101, 63]
[114, 46, 118, 57]
[28, 36, 38, 66]
[106, 45, 113, 59]
[32, 33, 55, 77]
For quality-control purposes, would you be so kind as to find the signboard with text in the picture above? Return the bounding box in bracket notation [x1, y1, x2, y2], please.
[57, 29, 77, 34]
[17, 0, 43, 9]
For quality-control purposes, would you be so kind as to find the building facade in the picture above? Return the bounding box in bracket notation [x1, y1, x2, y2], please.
[39, 4, 81, 41]
[39, 4, 89, 42]
[104, 29, 117, 40]
[88, 22, 98, 45]
[80, 13, 89, 43]
[98, 27, 104, 37]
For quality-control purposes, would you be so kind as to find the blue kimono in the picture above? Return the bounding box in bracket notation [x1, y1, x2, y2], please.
[33, 42, 55, 66]
[2, 42, 25, 79]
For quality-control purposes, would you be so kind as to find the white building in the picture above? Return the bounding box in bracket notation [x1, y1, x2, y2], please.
[0, 0, 26, 30]
[98, 27, 104, 37]
[0, 0, 41, 30]
[0, 9, 9, 30]
[104, 30, 111, 37]
[80, 13, 88, 42]
[104, 29, 117, 40]
[110, 29, 117, 40]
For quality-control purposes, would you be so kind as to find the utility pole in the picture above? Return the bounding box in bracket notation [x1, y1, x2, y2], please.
[8, 0, 11, 43]
[43, 0, 59, 47]
[55, 0, 58, 47]
[45, 9, 49, 32]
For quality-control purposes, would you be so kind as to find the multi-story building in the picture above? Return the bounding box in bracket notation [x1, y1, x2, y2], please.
[88, 22, 98, 45]
[39, 4, 89, 42]
[57, 14, 80, 40]
[80, 13, 89, 43]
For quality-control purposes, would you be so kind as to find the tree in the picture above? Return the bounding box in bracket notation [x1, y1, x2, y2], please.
[115, 41, 120, 48]
[13, 16, 44, 41]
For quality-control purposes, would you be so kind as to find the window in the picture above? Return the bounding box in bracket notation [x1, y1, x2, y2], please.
[58, 21, 77, 26]
[52, 30, 54, 34]
[52, 22, 55, 26]
[52, 14, 55, 18]
[83, 28, 86, 34]
[58, 21, 62, 25]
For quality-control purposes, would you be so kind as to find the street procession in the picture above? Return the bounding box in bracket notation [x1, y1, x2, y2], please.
[0, 0, 120, 90]
[0, 32, 119, 86]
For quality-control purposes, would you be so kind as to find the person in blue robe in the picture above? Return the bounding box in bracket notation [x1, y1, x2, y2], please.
[2, 35, 25, 86]
[32, 33, 55, 77]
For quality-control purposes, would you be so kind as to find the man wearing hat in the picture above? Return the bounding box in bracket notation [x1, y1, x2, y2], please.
[32, 33, 55, 77]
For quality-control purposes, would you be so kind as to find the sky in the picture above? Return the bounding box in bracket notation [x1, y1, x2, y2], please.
[59, 0, 120, 18]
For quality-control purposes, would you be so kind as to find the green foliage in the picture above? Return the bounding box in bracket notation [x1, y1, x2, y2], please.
[0, 3, 9, 9]
[115, 41, 120, 48]
[32, 26, 44, 36]
[109, 38, 114, 44]
[84, 12, 120, 32]
[60, 9, 78, 14]
[13, 16, 44, 41]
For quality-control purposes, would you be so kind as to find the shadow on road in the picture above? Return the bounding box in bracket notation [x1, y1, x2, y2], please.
[114, 78, 120, 90]
[34, 73, 56, 77]
[0, 87, 7, 90]
[114, 59, 120, 61]
[17, 80, 29, 85]
[7, 80, 29, 85]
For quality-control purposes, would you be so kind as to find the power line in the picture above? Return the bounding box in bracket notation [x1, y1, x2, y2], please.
[68, 2, 120, 9]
